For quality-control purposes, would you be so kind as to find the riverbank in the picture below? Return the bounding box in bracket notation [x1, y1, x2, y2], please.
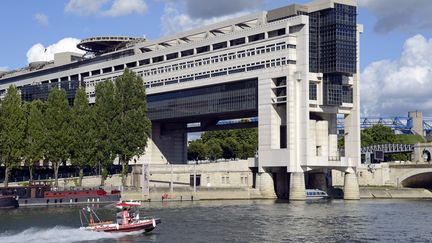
[120, 186, 432, 202]
[360, 187, 432, 199]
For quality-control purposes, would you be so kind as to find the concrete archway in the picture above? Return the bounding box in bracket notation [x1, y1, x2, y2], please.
[400, 169, 432, 188]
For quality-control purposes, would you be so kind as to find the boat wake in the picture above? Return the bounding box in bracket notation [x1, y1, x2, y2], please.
[0, 226, 138, 243]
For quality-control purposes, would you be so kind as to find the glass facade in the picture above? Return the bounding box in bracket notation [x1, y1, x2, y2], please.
[147, 79, 258, 121]
[309, 83, 317, 101]
[21, 80, 82, 106]
[308, 3, 357, 106]
[309, 3, 357, 74]
[322, 74, 353, 105]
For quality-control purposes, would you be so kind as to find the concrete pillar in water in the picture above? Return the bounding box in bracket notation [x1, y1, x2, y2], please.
[344, 171, 360, 200]
[289, 172, 306, 201]
[258, 172, 277, 198]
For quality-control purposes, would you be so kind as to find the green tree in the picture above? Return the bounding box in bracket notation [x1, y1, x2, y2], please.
[187, 140, 208, 161]
[44, 88, 71, 187]
[113, 69, 151, 187]
[221, 137, 241, 160]
[22, 100, 45, 182]
[361, 124, 395, 147]
[206, 139, 223, 161]
[69, 88, 96, 186]
[94, 81, 118, 186]
[0, 86, 25, 187]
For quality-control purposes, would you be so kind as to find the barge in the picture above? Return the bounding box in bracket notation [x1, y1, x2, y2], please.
[0, 185, 120, 206]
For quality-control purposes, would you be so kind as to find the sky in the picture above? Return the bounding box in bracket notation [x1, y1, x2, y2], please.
[0, 0, 431, 117]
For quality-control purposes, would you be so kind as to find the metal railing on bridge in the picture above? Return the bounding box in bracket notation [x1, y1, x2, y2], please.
[337, 116, 432, 134]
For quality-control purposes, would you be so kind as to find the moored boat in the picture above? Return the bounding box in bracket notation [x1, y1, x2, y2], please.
[305, 189, 329, 200]
[0, 185, 121, 206]
[0, 195, 19, 209]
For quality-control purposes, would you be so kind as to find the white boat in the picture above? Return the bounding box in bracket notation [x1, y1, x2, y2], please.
[305, 189, 329, 200]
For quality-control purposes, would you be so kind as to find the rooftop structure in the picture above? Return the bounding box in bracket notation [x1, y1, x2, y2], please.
[77, 36, 146, 55]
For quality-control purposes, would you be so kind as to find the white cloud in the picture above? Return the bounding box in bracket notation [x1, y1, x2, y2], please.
[104, 0, 147, 17]
[34, 13, 49, 25]
[65, 0, 147, 17]
[26, 38, 86, 63]
[359, 0, 432, 34]
[65, 0, 108, 16]
[0, 67, 9, 72]
[161, 1, 253, 35]
[361, 35, 432, 116]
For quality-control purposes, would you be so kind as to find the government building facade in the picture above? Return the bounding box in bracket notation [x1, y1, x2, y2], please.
[0, 0, 361, 200]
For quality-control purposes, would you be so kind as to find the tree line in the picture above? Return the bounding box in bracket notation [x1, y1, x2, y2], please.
[1, 69, 151, 188]
[187, 128, 258, 162]
[338, 124, 426, 161]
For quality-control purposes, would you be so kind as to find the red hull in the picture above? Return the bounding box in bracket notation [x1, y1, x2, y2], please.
[83, 219, 161, 233]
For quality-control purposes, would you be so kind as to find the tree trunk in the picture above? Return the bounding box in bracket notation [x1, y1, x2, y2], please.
[79, 168, 84, 187]
[54, 162, 59, 188]
[29, 165, 34, 183]
[3, 167, 10, 188]
[100, 167, 106, 187]
[121, 156, 128, 187]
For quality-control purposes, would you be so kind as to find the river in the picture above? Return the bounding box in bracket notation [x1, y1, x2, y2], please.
[0, 199, 431, 242]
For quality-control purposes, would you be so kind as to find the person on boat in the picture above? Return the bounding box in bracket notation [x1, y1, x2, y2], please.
[122, 208, 130, 225]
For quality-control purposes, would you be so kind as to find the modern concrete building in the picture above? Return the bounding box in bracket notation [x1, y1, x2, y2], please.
[0, 0, 361, 200]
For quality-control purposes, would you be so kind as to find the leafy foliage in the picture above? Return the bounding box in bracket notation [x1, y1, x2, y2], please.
[0, 86, 25, 187]
[187, 128, 258, 161]
[22, 100, 45, 182]
[94, 80, 118, 186]
[69, 88, 96, 186]
[44, 88, 71, 187]
[112, 69, 151, 186]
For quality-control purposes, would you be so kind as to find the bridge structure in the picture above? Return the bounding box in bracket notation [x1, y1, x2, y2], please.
[337, 114, 432, 135]
[361, 144, 415, 164]
[0, 0, 362, 200]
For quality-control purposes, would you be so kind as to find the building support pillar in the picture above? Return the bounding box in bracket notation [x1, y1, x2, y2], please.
[343, 170, 360, 200]
[289, 172, 306, 201]
[258, 171, 277, 199]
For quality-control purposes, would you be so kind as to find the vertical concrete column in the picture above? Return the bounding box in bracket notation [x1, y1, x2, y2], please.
[289, 172, 306, 201]
[258, 171, 277, 199]
[408, 111, 424, 136]
[343, 170, 360, 200]
[328, 114, 339, 158]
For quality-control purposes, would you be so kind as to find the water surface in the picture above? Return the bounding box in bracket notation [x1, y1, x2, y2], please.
[0, 199, 431, 242]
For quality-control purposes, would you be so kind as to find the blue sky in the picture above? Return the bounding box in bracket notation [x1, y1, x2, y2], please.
[0, 0, 431, 116]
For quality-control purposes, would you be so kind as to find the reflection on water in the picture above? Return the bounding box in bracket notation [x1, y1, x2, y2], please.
[1, 199, 431, 242]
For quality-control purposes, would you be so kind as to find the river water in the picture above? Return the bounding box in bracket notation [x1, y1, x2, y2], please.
[0, 199, 431, 242]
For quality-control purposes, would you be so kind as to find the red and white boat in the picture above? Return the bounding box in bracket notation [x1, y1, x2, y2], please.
[79, 205, 161, 233]
[114, 201, 141, 209]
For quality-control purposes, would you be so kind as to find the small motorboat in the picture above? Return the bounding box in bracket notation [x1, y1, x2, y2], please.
[305, 189, 329, 200]
[79, 206, 161, 233]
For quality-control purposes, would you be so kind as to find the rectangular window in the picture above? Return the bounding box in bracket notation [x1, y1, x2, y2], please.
[114, 65, 124, 71]
[91, 70, 101, 76]
[268, 28, 286, 38]
[309, 83, 317, 100]
[152, 56, 164, 63]
[213, 42, 227, 50]
[197, 45, 210, 54]
[126, 62, 137, 68]
[166, 52, 179, 60]
[230, 37, 246, 46]
[139, 59, 150, 66]
[181, 49, 194, 57]
[248, 33, 265, 42]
